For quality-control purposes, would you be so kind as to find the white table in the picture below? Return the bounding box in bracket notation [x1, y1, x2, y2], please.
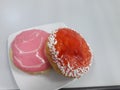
[0, 0, 120, 89]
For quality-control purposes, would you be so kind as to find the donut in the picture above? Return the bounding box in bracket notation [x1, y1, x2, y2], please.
[10, 29, 51, 74]
[46, 28, 92, 78]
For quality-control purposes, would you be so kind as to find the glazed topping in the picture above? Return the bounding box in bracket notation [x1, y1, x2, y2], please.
[48, 28, 92, 78]
[11, 29, 50, 72]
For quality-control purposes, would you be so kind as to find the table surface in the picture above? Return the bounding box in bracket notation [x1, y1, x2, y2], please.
[0, 0, 120, 90]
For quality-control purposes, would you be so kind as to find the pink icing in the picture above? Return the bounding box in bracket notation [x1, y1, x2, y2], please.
[11, 29, 50, 73]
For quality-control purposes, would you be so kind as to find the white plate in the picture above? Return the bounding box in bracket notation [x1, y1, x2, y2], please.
[8, 23, 74, 90]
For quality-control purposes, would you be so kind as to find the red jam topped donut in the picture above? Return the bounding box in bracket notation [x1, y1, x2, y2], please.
[48, 28, 92, 78]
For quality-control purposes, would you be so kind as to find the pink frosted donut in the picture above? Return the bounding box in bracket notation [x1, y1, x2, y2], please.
[11, 29, 51, 73]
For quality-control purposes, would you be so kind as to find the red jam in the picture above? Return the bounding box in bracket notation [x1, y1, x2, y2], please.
[55, 28, 92, 70]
